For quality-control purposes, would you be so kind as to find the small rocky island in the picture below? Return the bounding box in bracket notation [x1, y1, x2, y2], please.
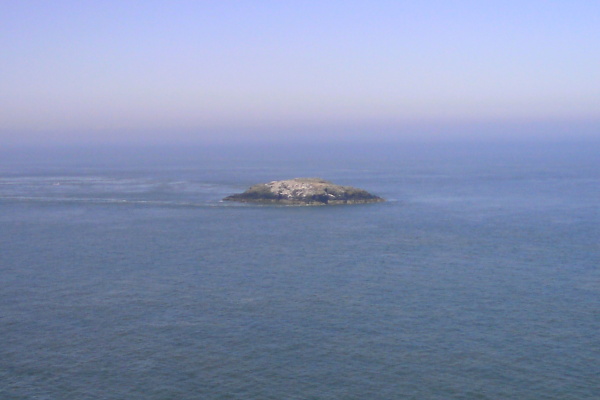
[223, 178, 384, 205]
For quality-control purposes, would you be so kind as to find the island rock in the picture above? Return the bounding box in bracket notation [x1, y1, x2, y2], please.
[223, 178, 384, 205]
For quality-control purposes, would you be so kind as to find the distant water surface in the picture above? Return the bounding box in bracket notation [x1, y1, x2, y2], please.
[1, 141, 599, 399]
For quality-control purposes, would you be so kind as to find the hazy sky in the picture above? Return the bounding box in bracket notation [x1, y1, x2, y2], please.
[1, 1, 599, 144]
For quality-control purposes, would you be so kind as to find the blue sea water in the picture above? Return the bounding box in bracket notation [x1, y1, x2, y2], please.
[1, 141, 599, 399]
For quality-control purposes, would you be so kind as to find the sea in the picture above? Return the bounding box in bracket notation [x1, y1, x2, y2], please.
[1, 140, 599, 399]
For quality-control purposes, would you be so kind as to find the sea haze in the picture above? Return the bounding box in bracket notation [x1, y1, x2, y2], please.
[1, 141, 599, 399]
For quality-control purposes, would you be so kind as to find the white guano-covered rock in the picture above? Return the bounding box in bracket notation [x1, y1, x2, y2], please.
[223, 178, 384, 205]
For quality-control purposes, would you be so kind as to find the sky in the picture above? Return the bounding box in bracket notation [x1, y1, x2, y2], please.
[1, 1, 599, 144]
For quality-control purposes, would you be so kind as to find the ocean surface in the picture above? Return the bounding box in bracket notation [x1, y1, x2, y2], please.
[1, 141, 599, 399]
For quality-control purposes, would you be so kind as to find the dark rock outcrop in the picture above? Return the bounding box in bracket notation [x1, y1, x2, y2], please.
[223, 178, 384, 205]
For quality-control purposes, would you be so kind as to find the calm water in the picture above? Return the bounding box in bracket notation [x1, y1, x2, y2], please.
[1, 142, 599, 399]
